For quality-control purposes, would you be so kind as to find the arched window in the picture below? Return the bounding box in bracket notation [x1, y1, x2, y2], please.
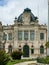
[8, 33, 12, 40]
[8, 45, 12, 53]
[3, 33, 7, 40]
[40, 45, 44, 54]
[31, 45, 34, 54]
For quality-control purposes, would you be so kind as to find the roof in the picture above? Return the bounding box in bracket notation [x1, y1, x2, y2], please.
[17, 8, 38, 22]
[24, 8, 31, 12]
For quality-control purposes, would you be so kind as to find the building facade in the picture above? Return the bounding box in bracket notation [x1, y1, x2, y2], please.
[0, 8, 47, 58]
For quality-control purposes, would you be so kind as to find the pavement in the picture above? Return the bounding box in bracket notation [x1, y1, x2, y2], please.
[14, 61, 37, 65]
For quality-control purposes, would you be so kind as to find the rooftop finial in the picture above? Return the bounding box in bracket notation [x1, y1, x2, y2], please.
[15, 17, 17, 19]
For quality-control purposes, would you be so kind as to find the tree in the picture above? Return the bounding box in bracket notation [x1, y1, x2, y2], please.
[11, 50, 23, 60]
[45, 41, 49, 56]
[0, 50, 9, 65]
[45, 41, 49, 48]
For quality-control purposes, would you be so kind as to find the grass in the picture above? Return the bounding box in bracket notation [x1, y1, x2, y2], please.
[6, 59, 35, 65]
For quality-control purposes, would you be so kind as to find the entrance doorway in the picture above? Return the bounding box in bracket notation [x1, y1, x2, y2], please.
[23, 45, 29, 57]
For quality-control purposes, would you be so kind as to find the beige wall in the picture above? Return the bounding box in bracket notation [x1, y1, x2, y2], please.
[13, 23, 47, 58]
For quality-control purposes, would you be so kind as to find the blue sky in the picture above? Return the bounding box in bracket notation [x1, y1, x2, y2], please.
[0, 0, 48, 25]
[0, 0, 8, 6]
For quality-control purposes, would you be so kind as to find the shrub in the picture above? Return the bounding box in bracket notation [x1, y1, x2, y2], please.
[37, 56, 49, 64]
[0, 50, 9, 65]
[37, 58, 45, 63]
[11, 50, 23, 60]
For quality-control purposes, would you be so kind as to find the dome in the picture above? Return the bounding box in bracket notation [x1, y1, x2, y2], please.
[30, 13, 36, 22]
[18, 14, 22, 22]
[24, 8, 31, 12]
[17, 8, 38, 22]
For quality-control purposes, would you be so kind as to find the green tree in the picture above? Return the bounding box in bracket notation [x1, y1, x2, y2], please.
[45, 41, 49, 48]
[0, 50, 9, 65]
[11, 50, 23, 60]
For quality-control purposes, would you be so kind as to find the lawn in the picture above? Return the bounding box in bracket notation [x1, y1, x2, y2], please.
[6, 59, 35, 65]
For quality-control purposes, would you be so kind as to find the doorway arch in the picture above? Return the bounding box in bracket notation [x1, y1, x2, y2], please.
[23, 45, 29, 57]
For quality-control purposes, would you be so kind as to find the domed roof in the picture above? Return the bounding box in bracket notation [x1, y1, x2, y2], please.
[18, 8, 38, 22]
[18, 14, 22, 22]
[24, 8, 31, 12]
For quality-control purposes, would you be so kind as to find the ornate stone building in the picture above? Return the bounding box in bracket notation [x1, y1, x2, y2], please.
[0, 8, 47, 58]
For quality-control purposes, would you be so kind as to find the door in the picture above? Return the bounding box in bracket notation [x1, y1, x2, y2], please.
[23, 45, 29, 57]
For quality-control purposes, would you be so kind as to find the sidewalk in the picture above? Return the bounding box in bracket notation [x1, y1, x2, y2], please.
[14, 61, 37, 65]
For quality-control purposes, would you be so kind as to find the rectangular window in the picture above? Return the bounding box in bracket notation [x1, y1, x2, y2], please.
[24, 30, 28, 40]
[3, 33, 7, 40]
[18, 31, 22, 40]
[40, 33, 44, 40]
[30, 30, 35, 40]
[31, 49, 34, 54]
[8, 33, 12, 40]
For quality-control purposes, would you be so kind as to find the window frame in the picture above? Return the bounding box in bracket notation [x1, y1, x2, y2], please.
[24, 30, 28, 41]
[18, 30, 22, 40]
[40, 33, 44, 40]
[8, 33, 12, 40]
[40, 45, 44, 54]
[3, 33, 7, 40]
[30, 30, 35, 40]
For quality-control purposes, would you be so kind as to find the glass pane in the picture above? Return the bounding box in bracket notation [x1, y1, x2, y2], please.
[3, 33, 7, 40]
[40, 46, 44, 54]
[24, 31, 28, 40]
[18, 31, 22, 40]
[40, 33, 44, 40]
[30, 30, 35, 40]
[8, 33, 12, 40]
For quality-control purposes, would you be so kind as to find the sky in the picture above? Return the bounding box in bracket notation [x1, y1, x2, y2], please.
[0, 0, 48, 25]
